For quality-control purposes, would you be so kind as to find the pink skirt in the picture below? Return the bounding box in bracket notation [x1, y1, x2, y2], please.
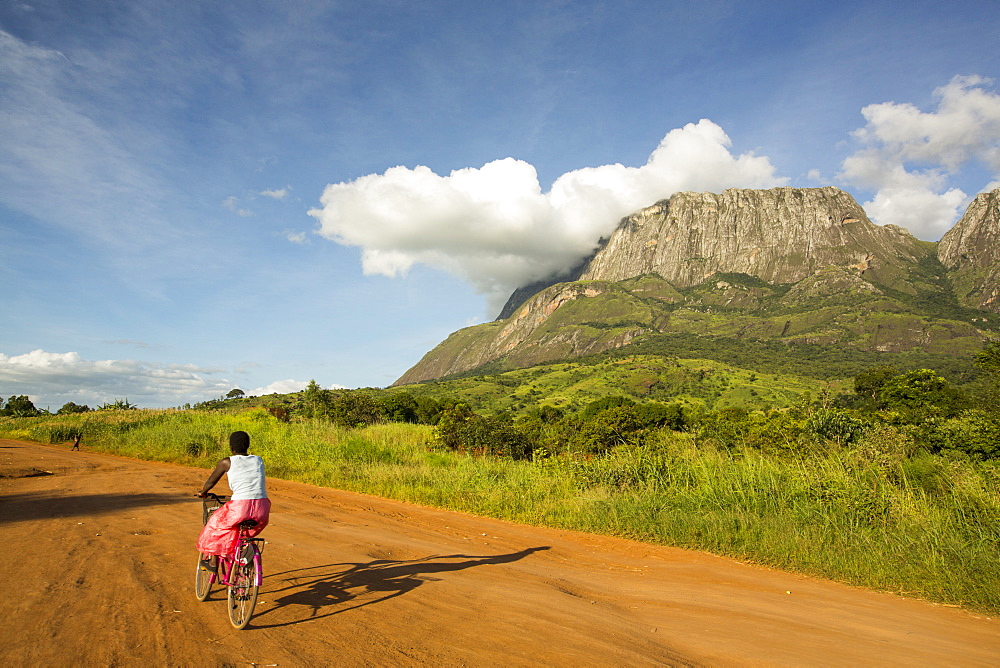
[196, 498, 271, 557]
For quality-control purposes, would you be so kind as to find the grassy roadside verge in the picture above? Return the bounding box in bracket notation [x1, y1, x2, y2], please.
[3, 408, 998, 615]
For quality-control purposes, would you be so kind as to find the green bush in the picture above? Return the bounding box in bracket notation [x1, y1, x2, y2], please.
[807, 408, 866, 447]
[923, 411, 1000, 460]
[570, 405, 645, 455]
[433, 404, 533, 459]
[697, 407, 807, 454]
[878, 369, 968, 420]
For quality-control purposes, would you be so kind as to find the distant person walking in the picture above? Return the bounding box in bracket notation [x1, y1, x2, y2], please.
[71, 433, 81, 450]
[196, 431, 270, 573]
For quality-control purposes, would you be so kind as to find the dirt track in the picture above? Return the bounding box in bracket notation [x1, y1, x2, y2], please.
[2, 439, 999, 666]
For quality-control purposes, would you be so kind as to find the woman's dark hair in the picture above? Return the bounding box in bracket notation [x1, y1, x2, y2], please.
[229, 430, 250, 454]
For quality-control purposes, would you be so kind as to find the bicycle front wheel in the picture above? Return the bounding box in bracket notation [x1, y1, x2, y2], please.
[227, 543, 260, 629]
[195, 553, 213, 601]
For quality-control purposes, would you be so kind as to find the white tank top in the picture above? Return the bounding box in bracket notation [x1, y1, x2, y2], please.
[228, 454, 268, 500]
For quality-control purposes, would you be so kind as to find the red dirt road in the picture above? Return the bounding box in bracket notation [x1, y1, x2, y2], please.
[2, 439, 999, 666]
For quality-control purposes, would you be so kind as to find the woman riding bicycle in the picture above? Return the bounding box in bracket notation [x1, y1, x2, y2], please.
[197, 431, 270, 573]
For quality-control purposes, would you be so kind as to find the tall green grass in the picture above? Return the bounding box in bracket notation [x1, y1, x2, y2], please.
[4, 408, 998, 613]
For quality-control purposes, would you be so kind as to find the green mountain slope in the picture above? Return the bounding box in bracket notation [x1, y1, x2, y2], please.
[395, 268, 995, 386]
[390, 354, 844, 416]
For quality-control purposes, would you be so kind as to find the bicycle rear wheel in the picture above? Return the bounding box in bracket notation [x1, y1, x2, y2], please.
[195, 553, 213, 601]
[227, 543, 260, 629]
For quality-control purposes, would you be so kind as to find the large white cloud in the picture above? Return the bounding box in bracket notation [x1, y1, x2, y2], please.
[310, 119, 785, 311]
[840, 75, 1000, 239]
[0, 350, 232, 409]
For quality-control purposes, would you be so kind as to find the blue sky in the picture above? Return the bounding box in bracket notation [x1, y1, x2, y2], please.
[2, 0, 999, 409]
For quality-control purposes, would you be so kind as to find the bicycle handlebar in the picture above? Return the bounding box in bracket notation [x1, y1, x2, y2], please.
[197, 492, 228, 502]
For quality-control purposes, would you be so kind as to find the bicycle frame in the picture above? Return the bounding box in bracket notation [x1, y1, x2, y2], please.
[215, 529, 264, 588]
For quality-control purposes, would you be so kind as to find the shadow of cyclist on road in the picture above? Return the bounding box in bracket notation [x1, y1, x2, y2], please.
[253, 546, 550, 628]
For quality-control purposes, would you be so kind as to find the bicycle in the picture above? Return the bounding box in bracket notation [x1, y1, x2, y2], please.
[194, 492, 265, 630]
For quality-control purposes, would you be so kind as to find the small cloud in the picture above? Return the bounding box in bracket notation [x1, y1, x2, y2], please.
[255, 156, 278, 173]
[247, 379, 309, 395]
[223, 195, 252, 217]
[806, 169, 823, 182]
[106, 339, 160, 349]
[286, 230, 307, 244]
[245, 379, 348, 395]
[260, 186, 289, 200]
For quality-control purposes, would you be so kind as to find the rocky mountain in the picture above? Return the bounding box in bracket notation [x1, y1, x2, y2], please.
[938, 187, 1000, 313]
[580, 187, 932, 290]
[395, 187, 1000, 386]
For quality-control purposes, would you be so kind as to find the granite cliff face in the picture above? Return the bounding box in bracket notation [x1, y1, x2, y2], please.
[578, 187, 929, 290]
[395, 187, 997, 386]
[938, 188, 1000, 313]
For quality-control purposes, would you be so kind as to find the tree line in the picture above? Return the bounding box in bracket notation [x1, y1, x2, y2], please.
[0, 396, 137, 417]
[429, 342, 1000, 461]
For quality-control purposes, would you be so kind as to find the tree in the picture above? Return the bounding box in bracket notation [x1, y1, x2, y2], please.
[807, 408, 866, 447]
[2, 395, 41, 417]
[433, 403, 477, 451]
[635, 401, 686, 430]
[878, 369, 967, 420]
[854, 366, 900, 403]
[226, 388, 246, 400]
[581, 395, 636, 420]
[380, 392, 418, 423]
[98, 398, 138, 410]
[527, 404, 564, 424]
[414, 396, 451, 425]
[920, 409, 1000, 459]
[433, 404, 532, 459]
[57, 402, 91, 414]
[300, 380, 333, 419]
[974, 341, 1000, 381]
[571, 405, 644, 455]
[329, 391, 383, 427]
